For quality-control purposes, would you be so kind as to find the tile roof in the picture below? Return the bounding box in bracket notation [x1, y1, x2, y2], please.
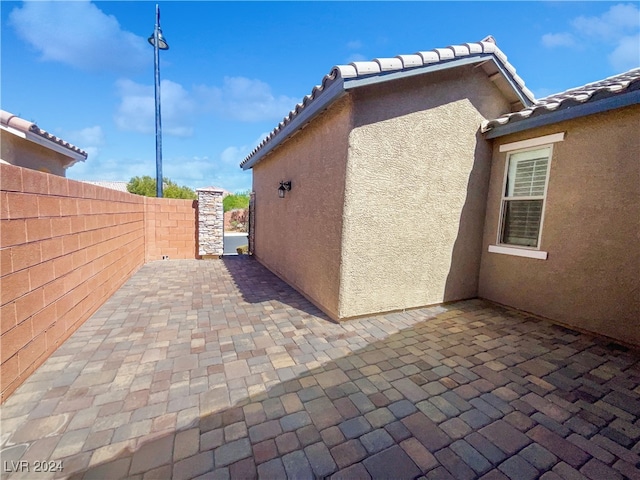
[83, 181, 130, 193]
[0, 110, 88, 160]
[241, 36, 535, 170]
[482, 68, 640, 135]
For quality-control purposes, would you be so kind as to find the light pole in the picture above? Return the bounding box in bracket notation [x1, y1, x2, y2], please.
[148, 4, 169, 198]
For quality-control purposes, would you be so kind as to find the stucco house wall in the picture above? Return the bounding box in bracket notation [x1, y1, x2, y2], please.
[1, 132, 69, 177]
[252, 97, 353, 319]
[338, 67, 512, 318]
[478, 105, 640, 345]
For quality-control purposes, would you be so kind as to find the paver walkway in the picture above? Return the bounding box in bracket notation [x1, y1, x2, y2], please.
[1, 258, 640, 480]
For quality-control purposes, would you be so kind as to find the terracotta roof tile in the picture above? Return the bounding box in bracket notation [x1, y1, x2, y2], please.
[241, 36, 533, 169]
[482, 68, 640, 133]
[0, 110, 88, 159]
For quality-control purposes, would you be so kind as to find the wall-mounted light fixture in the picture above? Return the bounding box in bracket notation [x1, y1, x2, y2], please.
[278, 181, 292, 198]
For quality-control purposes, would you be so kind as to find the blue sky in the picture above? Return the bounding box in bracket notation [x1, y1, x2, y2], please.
[2, 2, 638, 193]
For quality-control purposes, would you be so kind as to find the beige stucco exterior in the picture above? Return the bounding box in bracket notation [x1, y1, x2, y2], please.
[337, 67, 511, 318]
[252, 96, 353, 319]
[252, 66, 513, 321]
[1, 130, 73, 176]
[478, 105, 640, 345]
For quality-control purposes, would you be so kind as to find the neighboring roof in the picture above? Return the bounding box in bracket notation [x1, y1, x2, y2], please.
[0, 110, 88, 164]
[83, 181, 129, 193]
[483, 68, 640, 138]
[241, 36, 535, 170]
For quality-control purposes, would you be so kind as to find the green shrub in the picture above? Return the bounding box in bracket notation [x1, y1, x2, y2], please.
[127, 176, 196, 199]
[223, 191, 250, 212]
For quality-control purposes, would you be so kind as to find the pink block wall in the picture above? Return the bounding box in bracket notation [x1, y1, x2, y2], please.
[144, 197, 199, 262]
[0, 164, 198, 401]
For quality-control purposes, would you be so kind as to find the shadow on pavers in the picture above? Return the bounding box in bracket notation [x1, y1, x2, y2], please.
[44, 302, 640, 479]
[222, 256, 332, 322]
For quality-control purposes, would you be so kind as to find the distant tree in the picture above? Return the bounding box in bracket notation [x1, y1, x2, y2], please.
[162, 180, 197, 200]
[223, 190, 250, 212]
[127, 176, 196, 199]
[127, 176, 156, 197]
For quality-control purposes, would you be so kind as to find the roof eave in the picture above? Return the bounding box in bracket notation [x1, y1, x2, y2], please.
[1, 124, 88, 163]
[27, 130, 88, 163]
[241, 78, 346, 171]
[484, 89, 640, 139]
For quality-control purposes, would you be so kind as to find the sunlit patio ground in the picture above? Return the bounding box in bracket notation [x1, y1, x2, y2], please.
[1, 257, 640, 480]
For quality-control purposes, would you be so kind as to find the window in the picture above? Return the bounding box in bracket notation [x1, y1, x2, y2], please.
[499, 146, 551, 248]
[488, 132, 563, 260]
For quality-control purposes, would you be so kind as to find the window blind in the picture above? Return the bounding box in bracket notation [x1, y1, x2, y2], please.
[506, 148, 550, 197]
[502, 200, 543, 246]
[501, 147, 550, 248]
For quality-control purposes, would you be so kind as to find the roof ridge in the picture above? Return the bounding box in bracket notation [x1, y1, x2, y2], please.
[332, 36, 500, 79]
[241, 37, 533, 168]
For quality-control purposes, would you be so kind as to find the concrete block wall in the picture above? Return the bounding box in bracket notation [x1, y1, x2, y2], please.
[144, 197, 198, 262]
[0, 164, 198, 401]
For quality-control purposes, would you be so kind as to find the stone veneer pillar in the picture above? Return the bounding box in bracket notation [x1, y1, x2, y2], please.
[196, 187, 224, 258]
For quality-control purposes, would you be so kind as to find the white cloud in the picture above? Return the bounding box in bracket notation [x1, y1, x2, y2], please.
[114, 74, 296, 138]
[163, 156, 212, 183]
[69, 126, 105, 147]
[68, 155, 149, 182]
[221, 146, 248, 166]
[345, 39, 368, 64]
[346, 53, 368, 63]
[220, 133, 267, 166]
[542, 3, 640, 71]
[9, 1, 147, 74]
[541, 33, 576, 48]
[531, 87, 557, 100]
[114, 79, 195, 137]
[164, 153, 252, 192]
[195, 77, 299, 122]
[65, 126, 105, 160]
[572, 4, 639, 41]
[609, 34, 640, 71]
[70, 146, 254, 192]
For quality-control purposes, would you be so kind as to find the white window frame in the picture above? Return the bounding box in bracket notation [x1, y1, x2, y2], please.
[488, 132, 564, 260]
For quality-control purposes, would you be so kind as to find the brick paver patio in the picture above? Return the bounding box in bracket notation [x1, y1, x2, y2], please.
[1, 258, 640, 480]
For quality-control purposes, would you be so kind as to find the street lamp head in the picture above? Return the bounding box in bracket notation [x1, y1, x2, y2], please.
[148, 29, 169, 50]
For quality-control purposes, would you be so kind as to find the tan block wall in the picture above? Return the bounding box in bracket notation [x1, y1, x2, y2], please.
[0, 164, 198, 401]
[338, 66, 511, 318]
[478, 106, 640, 346]
[145, 197, 199, 262]
[252, 96, 353, 319]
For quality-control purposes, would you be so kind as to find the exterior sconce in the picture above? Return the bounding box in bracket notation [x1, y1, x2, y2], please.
[278, 181, 292, 198]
